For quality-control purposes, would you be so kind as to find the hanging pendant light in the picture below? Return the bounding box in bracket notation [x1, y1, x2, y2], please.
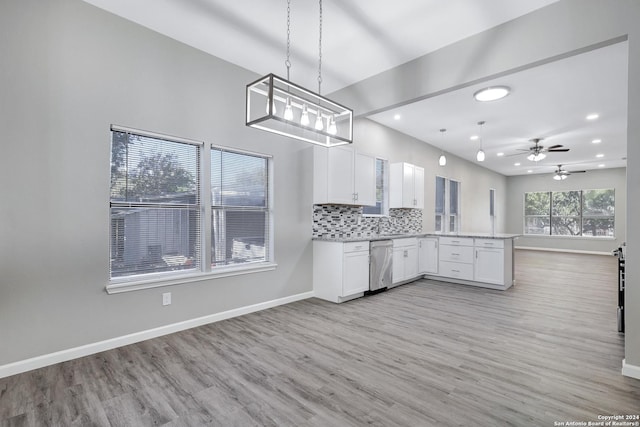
[246, 0, 352, 147]
[438, 128, 447, 166]
[476, 121, 486, 162]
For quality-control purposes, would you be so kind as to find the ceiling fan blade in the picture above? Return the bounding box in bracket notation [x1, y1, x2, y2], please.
[548, 148, 570, 152]
[506, 152, 526, 157]
[547, 144, 564, 149]
[570, 170, 587, 173]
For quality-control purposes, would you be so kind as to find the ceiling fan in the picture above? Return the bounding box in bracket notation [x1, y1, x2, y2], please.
[553, 164, 586, 180]
[513, 138, 570, 161]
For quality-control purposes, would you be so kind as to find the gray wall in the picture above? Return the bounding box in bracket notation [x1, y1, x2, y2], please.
[332, 0, 640, 371]
[506, 168, 626, 253]
[0, 0, 313, 365]
[352, 119, 508, 234]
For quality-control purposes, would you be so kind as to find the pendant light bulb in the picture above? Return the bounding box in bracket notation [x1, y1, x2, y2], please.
[315, 112, 324, 131]
[266, 98, 276, 115]
[284, 97, 293, 121]
[328, 115, 337, 135]
[438, 128, 447, 166]
[300, 104, 310, 126]
[476, 121, 486, 162]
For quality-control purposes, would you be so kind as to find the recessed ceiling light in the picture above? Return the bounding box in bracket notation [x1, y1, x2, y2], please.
[497, 152, 505, 157]
[586, 113, 599, 120]
[393, 114, 401, 120]
[514, 162, 521, 166]
[473, 86, 511, 102]
[596, 153, 604, 158]
[470, 135, 479, 141]
[592, 139, 602, 144]
[527, 170, 533, 173]
[598, 164, 605, 167]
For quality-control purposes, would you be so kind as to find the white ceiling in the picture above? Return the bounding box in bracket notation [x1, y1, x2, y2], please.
[369, 41, 629, 176]
[82, 0, 628, 177]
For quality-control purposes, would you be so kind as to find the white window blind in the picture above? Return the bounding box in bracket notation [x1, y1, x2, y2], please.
[110, 127, 201, 279]
[211, 147, 270, 267]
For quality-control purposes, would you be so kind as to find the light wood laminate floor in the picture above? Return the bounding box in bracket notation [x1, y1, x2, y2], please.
[1, 250, 639, 426]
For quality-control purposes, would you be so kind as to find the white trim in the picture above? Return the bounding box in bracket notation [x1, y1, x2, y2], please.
[107, 262, 278, 294]
[0, 291, 313, 379]
[110, 124, 204, 146]
[514, 246, 613, 256]
[622, 359, 640, 380]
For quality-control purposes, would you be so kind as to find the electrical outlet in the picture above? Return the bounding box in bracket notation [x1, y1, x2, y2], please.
[162, 292, 171, 306]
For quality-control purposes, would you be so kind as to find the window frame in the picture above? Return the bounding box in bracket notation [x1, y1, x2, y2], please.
[107, 126, 276, 294]
[435, 175, 461, 233]
[523, 188, 615, 238]
[362, 157, 389, 217]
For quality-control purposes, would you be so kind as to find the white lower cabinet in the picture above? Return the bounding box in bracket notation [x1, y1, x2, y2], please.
[418, 237, 438, 274]
[474, 239, 506, 285]
[392, 238, 418, 285]
[425, 236, 514, 290]
[438, 236, 474, 281]
[313, 241, 370, 303]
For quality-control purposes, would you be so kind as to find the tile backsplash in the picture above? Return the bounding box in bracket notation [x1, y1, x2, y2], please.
[312, 205, 422, 239]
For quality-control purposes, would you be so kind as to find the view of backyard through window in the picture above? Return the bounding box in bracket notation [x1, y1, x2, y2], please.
[524, 189, 615, 237]
[110, 129, 271, 280]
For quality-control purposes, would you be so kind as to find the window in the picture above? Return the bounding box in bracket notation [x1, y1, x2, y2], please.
[211, 148, 270, 266]
[110, 128, 201, 278]
[363, 158, 388, 216]
[109, 126, 274, 287]
[435, 176, 460, 232]
[489, 188, 496, 235]
[523, 189, 614, 237]
[449, 179, 460, 233]
[435, 176, 445, 231]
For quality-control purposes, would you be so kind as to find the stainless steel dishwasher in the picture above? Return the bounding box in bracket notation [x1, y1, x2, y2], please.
[369, 240, 393, 292]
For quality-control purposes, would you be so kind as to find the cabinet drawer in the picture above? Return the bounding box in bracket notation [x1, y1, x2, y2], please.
[343, 241, 369, 253]
[439, 261, 474, 280]
[439, 244, 474, 263]
[439, 236, 474, 246]
[393, 237, 418, 248]
[474, 238, 504, 249]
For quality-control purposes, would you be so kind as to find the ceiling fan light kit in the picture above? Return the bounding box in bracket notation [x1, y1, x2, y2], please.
[553, 164, 586, 180]
[246, 0, 353, 147]
[473, 85, 510, 102]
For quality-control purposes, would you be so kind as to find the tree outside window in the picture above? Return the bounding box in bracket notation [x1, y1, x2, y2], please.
[523, 189, 614, 237]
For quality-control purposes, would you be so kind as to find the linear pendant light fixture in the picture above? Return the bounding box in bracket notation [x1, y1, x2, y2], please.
[246, 0, 353, 147]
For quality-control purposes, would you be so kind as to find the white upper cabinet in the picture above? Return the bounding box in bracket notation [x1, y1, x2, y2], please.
[390, 162, 425, 209]
[314, 146, 376, 206]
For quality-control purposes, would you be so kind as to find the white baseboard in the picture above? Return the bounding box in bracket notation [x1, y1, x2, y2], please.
[622, 359, 640, 380]
[514, 246, 613, 256]
[0, 291, 314, 379]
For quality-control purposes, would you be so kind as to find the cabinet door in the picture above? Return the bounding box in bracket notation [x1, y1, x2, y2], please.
[327, 147, 356, 204]
[413, 166, 425, 209]
[474, 248, 504, 285]
[343, 251, 370, 296]
[402, 163, 415, 208]
[354, 152, 377, 206]
[405, 246, 419, 279]
[418, 238, 438, 274]
[392, 247, 406, 284]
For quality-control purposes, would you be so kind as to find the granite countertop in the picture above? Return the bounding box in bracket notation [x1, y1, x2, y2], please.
[313, 232, 521, 242]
